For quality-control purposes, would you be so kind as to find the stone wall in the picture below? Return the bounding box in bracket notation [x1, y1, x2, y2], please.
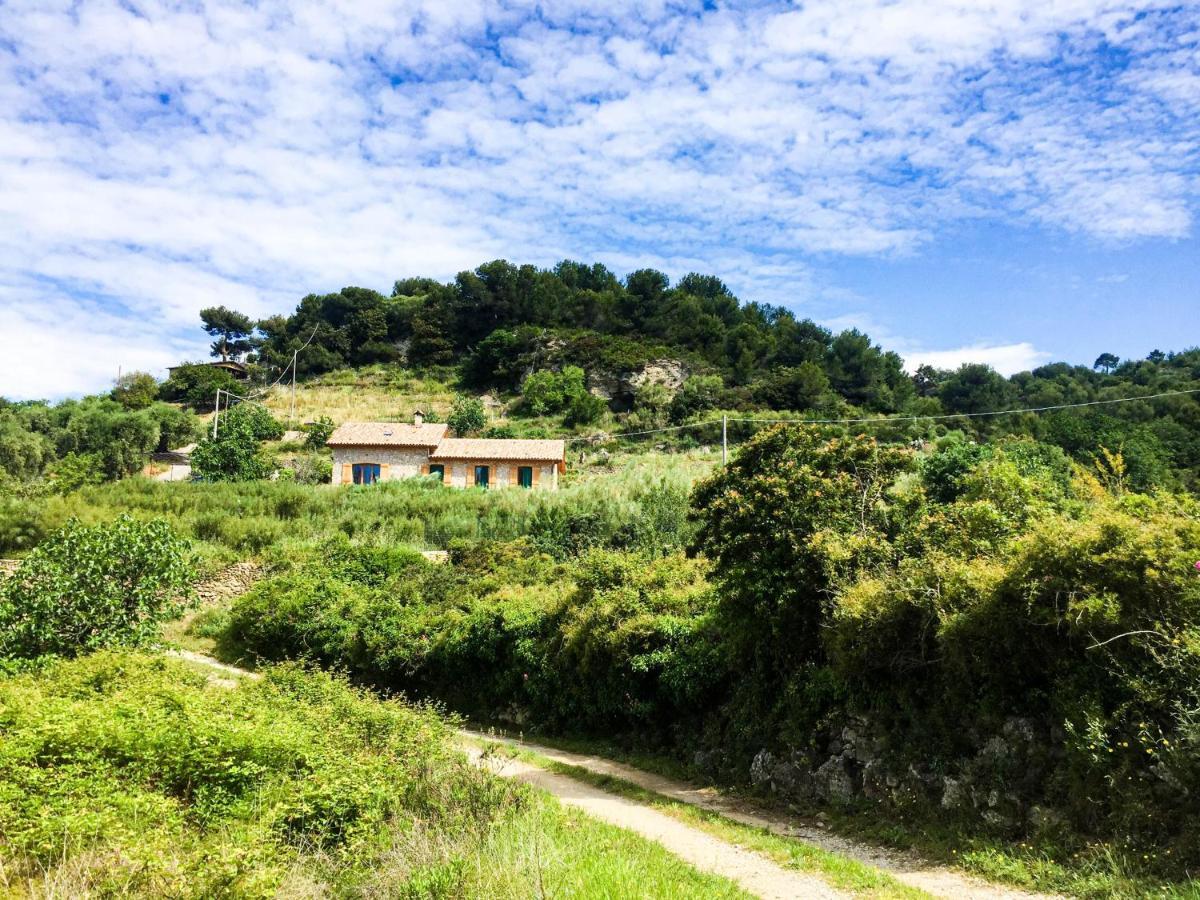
[331, 447, 432, 484]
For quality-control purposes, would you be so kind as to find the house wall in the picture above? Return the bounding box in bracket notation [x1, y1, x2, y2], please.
[331, 447, 432, 484]
[330, 447, 560, 490]
[434, 460, 559, 490]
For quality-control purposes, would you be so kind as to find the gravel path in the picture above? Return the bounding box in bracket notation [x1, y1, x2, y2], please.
[465, 742, 848, 900]
[461, 730, 1060, 900]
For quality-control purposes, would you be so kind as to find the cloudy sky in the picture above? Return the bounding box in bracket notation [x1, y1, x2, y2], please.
[1, 0, 1197, 399]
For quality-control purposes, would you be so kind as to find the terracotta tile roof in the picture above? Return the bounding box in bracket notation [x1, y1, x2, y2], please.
[326, 422, 448, 447]
[430, 438, 566, 462]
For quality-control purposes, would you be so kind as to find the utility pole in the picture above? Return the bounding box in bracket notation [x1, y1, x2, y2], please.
[722, 414, 727, 465]
[212, 389, 220, 439]
[290, 350, 298, 424]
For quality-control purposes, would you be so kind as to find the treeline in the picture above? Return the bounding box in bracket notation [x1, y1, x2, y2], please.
[0, 383, 199, 495]
[231, 259, 1199, 489]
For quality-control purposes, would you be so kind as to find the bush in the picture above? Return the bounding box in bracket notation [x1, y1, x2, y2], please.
[225, 403, 285, 441]
[304, 415, 335, 449]
[191, 415, 272, 482]
[0, 652, 509, 896]
[110, 371, 159, 410]
[447, 395, 486, 436]
[0, 516, 194, 659]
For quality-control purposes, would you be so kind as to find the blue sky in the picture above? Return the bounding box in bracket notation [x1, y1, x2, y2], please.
[1, 0, 1197, 398]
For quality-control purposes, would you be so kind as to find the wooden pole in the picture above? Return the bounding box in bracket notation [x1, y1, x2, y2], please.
[212, 389, 220, 439]
[722, 414, 727, 465]
[290, 350, 297, 424]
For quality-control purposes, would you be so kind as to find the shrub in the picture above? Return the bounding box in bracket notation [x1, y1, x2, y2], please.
[304, 415, 336, 449]
[110, 371, 159, 410]
[225, 403, 285, 441]
[447, 395, 486, 436]
[0, 516, 194, 659]
[191, 415, 272, 482]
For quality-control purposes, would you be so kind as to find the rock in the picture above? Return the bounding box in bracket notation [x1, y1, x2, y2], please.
[941, 777, 972, 810]
[982, 809, 1018, 832]
[749, 750, 776, 788]
[627, 359, 688, 394]
[813, 756, 857, 804]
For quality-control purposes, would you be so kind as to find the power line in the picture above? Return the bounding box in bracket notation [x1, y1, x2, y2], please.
[567, 386, 1200, 445]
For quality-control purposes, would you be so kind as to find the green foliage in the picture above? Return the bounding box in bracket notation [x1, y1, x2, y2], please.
[693, 426, 913, 675]
[303, 415, 335, 449]
[0, 516, 194, 659]
[191, 415, 272, 483]
[520, 365, 595, 420]
[224, 402, 285, 441]
[670, 374, 724, 423]
[158, 363, 240, 412]
[0, 652, 527, 897]
[447, 395, 487, 436]
[46, 451, 105, 493]
[111, 371, 159, 410]
[199, 305, 257, 361]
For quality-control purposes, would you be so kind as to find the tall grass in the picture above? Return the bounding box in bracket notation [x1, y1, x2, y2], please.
[10, 454, 706, 565]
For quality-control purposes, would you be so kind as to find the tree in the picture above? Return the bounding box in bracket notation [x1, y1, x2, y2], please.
[0, 515, 193, 659]
[111, 371, 159, 410]
[1093, 352, 1120, 374]
[200, 306, 257, 361]
[692, 426, 912, 681]
[304, 416, 335, 449]
[447, 396, 487, 436]
[159, 363, 240, 412]
[190, 415, 272, 482]
[938, 363, 1013, 415]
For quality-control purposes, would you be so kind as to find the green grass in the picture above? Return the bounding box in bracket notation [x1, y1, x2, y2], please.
[0, 652, 754, 899]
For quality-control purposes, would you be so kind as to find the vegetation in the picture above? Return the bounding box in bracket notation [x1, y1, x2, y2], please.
[0, 652, 747, 898]
[0, 516, 193, 661]
[0, 394, 199, 487]
[196, 428, 1200, 890]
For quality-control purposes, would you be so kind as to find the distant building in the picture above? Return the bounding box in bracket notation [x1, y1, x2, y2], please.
[326, 412, 565, 489]
[167, 360, 250, 380]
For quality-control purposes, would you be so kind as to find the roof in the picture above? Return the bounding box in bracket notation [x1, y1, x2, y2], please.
[430, 438, 566, 462]
[326, 422, 449, 448]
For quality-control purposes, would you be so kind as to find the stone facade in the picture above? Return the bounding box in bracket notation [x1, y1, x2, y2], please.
[332, 446, 559, 490]
[331, 446, 430, 485]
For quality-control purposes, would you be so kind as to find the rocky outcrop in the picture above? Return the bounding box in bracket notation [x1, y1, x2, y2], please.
[748, 714, 1062, 833]
[587, 358, 689, 409]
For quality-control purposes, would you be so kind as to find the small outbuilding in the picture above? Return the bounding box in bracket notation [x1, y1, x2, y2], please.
[327, 414, 565, 489]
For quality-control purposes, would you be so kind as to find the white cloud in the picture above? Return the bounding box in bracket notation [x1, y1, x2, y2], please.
[903, 342, 1052, 376]
[0, 0, 1197, 397]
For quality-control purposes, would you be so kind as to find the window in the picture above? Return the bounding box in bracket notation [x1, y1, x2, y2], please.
[518, 466, 533, 488]
[428, 464, 445, 482]
[474, 465, 490, 488]
[352, 463, 381, 485]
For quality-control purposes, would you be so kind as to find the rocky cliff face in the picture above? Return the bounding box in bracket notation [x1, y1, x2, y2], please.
[588, 358, 688, 409]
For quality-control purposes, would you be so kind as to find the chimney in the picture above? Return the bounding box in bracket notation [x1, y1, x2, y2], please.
[413, 409, 424, 426]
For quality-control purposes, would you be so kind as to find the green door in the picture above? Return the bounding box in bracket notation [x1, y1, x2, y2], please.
[428, 464, 445, 483]
[474, 465, 489, 488]
[518, 466, 533, 488]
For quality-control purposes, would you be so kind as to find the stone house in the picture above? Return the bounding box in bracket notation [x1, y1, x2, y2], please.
[327, 413, 565, 489]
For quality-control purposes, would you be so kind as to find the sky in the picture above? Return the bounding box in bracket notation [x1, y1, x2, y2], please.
[1, 0, 1197, 400]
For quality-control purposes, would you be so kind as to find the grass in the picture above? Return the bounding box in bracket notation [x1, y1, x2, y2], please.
[0, 651, 752, 899]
